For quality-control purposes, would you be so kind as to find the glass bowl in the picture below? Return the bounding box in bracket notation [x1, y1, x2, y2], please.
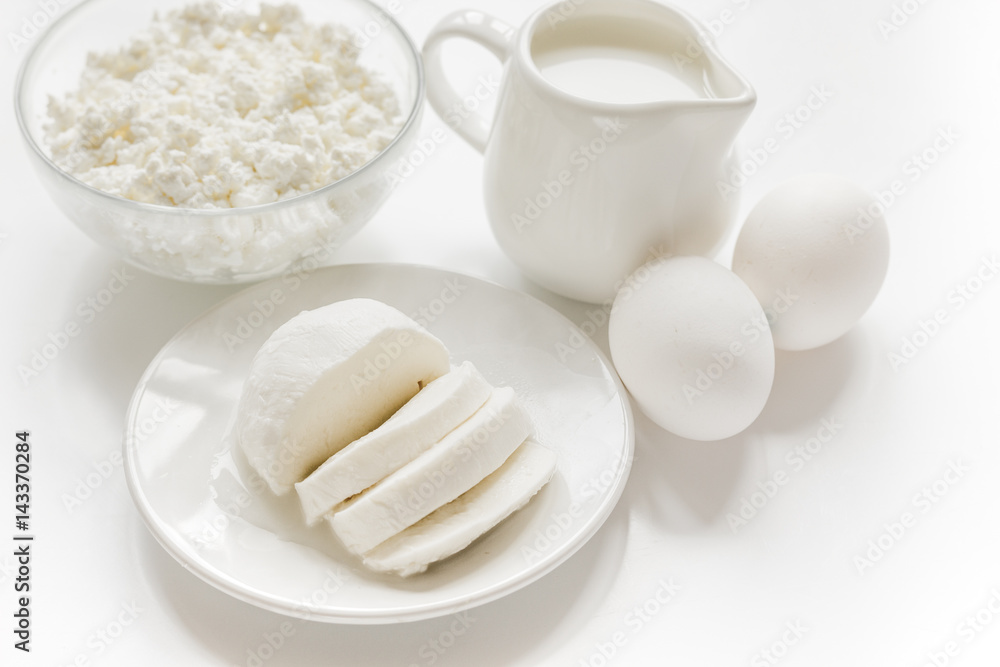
[14, 0, 424, 284]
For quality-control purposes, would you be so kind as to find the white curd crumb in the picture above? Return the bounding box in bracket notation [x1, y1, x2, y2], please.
[43, 2, 403, 209]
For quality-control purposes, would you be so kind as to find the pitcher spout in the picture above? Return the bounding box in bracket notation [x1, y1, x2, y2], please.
[656, 3, 757, 122]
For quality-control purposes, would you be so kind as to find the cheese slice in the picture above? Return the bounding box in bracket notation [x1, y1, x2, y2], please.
[236, 298, 450, 495]
[363, 439, 557, 576]
[295, 361, 492, 525]
[328, 387, 533, 554]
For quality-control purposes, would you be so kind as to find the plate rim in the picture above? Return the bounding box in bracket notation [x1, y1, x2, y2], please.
[122, 262, 635, 624]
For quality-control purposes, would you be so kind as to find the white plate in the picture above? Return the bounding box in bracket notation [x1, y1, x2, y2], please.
[123, 263, 634, 624]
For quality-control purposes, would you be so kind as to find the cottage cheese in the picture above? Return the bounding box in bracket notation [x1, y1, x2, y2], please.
[44, 2, 403, 208]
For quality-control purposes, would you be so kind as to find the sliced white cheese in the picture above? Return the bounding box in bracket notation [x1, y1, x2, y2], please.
[295, 361, 492, 525]
[363, 439, 557, 576]
[328, 387, 533, 554]
[236, 298, 450, 496]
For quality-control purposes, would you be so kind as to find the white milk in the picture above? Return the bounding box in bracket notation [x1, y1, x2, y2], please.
[531, 17, 708, 104]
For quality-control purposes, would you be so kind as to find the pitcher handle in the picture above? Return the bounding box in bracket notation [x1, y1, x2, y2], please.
[423, 10, 514, 153]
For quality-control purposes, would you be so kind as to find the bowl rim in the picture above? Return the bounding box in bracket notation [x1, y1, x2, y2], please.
[13, 0, 426, 217]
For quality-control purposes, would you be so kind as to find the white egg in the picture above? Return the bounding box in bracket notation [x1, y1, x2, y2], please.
[732, 173, 890, 351]
[609, 256, 775, 441]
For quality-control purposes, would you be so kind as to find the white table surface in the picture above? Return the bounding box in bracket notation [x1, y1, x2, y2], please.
[3, 0, 999, 665]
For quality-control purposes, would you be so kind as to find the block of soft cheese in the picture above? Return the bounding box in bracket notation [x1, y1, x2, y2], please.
[328, 387, 533, 554]
[295, 361, 492, 525]
[236, 298, 450, 495]
[363, 439, 557, 576]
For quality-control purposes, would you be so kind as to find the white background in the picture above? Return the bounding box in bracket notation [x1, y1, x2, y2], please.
[3, 0, 1000, 665]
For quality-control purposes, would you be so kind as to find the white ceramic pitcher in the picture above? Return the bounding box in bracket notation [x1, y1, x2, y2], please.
[424, 0, 756, 303]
